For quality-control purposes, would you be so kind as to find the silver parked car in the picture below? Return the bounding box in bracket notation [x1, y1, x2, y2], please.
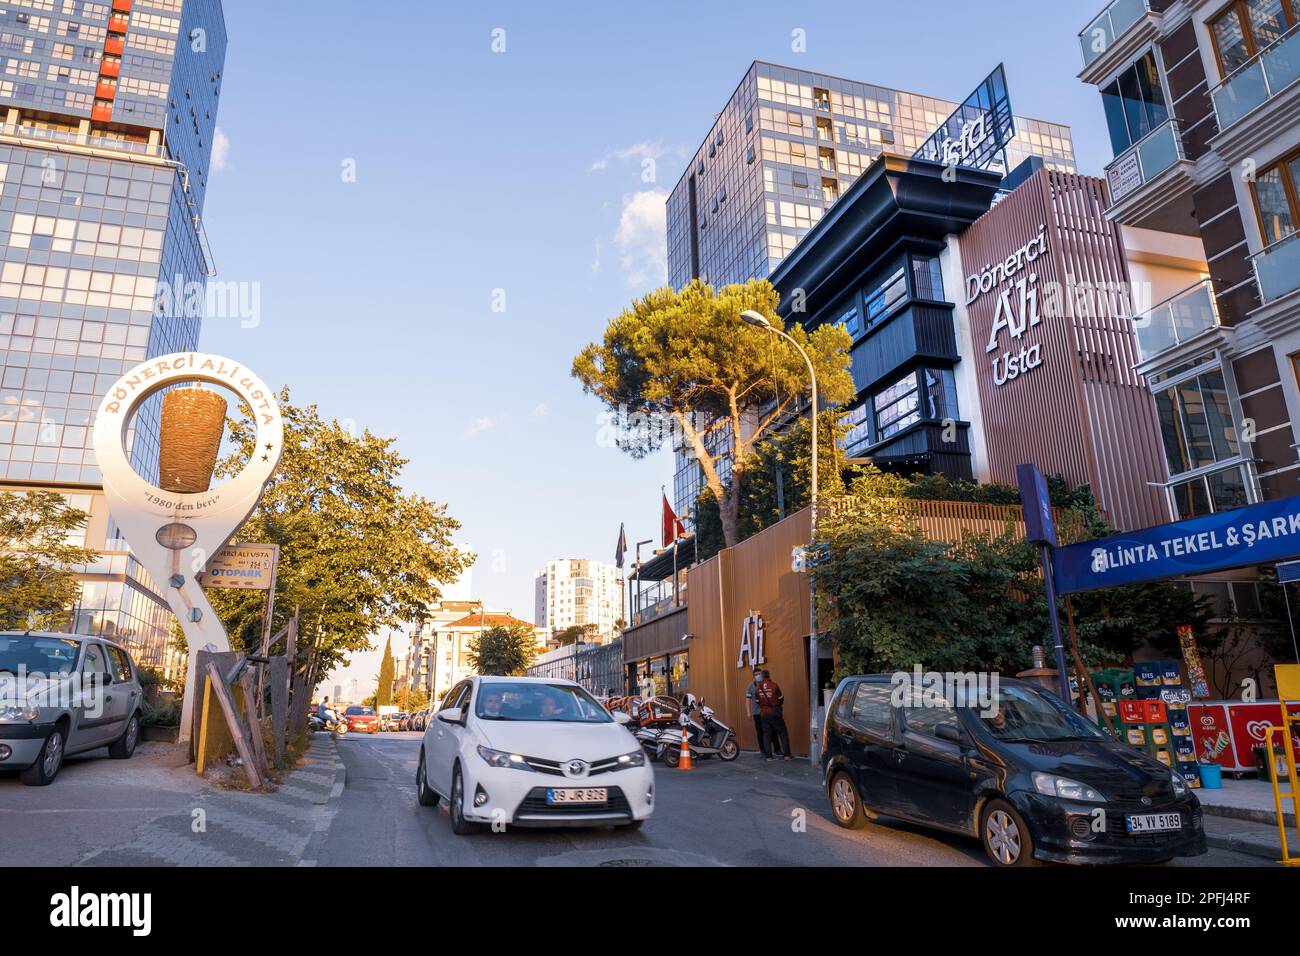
[0, 632, 144, 786]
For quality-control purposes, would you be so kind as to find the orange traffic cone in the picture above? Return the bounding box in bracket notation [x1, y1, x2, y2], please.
[678, 726, 694, 771]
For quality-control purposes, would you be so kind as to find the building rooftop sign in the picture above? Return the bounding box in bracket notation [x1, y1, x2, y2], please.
[914, 64, 1016, 174]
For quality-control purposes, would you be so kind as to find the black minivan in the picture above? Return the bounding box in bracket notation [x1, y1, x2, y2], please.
[822, 675, 1207, 866]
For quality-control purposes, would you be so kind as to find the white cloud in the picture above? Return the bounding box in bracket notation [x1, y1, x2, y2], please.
[212, 127, 230, 172]
[465, 417, 497, 438]
[530, 402, 550, 419]
[615, 190, 668, 288]
[589, 141, 684, 173]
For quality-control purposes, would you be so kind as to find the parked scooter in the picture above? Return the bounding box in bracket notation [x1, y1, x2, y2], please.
[658, 695, 739, 767]
[309, 708, 349, 736]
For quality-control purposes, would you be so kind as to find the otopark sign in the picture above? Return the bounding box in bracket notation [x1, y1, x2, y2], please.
[1052, 495, 1300, 594]
[92, 353, 283, 741]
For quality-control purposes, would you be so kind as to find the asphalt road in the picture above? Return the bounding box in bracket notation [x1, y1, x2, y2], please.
[316, 731, 1265, 868]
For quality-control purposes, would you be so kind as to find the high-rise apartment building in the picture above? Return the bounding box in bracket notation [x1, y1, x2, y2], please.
[1075, 0, 1299, 521]
[0, 0, 227, 676]
[534, 558, 624, 642]
[665, 60, 1078, 520]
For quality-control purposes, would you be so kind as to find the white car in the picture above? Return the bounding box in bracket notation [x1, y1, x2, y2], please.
[416, 676, 654, 834]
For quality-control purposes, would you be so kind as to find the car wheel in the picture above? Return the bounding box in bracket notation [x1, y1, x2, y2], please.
[108, 712, 140, 759]
[20, 726, 65, 786]
[719, 738, 740, 761]
[416, 751, 440, 808]
[449, 765, 479, 835]
[829, 771, 868, 829]
[981, 799, 1040, 867]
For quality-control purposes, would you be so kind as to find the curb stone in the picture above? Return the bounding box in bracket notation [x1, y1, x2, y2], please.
[297, 734, 347, 867]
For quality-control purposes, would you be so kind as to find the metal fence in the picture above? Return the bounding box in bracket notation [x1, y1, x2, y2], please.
[527, 639, 624, 697]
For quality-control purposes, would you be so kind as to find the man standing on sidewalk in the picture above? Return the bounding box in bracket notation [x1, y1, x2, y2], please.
[755, 669, 792, 762]
[744, 667, 764, 753]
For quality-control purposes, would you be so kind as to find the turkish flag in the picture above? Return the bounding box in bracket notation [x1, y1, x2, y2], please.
[662, 494, 685, 547]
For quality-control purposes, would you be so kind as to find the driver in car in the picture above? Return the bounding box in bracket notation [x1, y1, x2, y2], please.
[481, 690, 505, 718]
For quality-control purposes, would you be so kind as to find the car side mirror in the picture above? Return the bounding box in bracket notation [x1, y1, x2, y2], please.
[437, 707, 463, 725]
[936, 723, 966, 745]
[612, 711, 631, 725]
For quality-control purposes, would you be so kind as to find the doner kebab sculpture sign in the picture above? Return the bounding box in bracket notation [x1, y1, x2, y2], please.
[92, 353, 283, 743]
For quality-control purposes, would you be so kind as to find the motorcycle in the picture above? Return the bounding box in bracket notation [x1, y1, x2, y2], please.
[308, 709, 349, 736]
[657, 695, 739, 767]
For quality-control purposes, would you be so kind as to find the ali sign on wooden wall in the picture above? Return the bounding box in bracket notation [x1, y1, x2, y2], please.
[736, 611, 766, 669]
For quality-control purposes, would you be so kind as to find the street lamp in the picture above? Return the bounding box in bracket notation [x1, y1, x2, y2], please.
[740, 309, 821, 767]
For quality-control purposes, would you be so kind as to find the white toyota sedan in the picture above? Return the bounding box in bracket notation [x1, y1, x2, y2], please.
[416, 676, 654, 833]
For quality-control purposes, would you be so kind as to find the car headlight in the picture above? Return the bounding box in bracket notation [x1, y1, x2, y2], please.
[616, 750, 646, 768]
[0, 705, 38, 722]
[1032, 772, 1107, 802]
[476, 745, 527, 769]
[1171, 771, 1189, 797]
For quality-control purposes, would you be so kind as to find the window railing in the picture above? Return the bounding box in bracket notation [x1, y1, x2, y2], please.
[1104, 119, 1184, 203]
[1131, 278, 1221, 362]
[1252, 229, 1300, 304]
[0, 121, 164, 159]
[1211, 21, 1300, 131]
[1079, 0, 1151, 68]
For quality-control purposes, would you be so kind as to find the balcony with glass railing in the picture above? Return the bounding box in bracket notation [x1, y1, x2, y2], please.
[1104, 119, 1185, 204]
[1079, 0, 1152, 69]
[0, 121, 165, 159]
[1131, 279, 1221, 362]
[1211, 22, 1300, 130]
[1252, 230, 1300, 305]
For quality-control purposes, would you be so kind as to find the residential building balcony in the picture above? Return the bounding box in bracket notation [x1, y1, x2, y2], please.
[1131, 279, 1226, 368]
[1209, 22, 1300, 165]
[1103, 119, 1197, 233]
[1078, 0, 1165, 85]
[1252, 230, 1300, 306]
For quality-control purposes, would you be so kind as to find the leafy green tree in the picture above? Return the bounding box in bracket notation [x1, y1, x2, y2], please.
[206, 390, 473, 696]
[573, 278, 854, 548]
[467, 622, 537, 676]
[376, 636, 395, 708]
[813, 467, 1210, 676]
[554, 624, 595, 646]
[694, 408, 850, 561]
[0, 491, 97, 631]
[403, 686, 430, 712]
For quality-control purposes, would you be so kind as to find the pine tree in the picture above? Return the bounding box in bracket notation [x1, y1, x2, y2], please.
[377, 636, 395, 708]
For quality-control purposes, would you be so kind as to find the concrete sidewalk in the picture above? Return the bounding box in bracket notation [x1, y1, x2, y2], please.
[77, 734, 346, 867]
[1195, 776, 1298, 863]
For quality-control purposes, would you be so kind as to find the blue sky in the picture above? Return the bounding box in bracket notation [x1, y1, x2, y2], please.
[200, 0, 1113, 646]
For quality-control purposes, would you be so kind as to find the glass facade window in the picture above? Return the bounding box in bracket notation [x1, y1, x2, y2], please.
[863, 265, 907, 330]
[1211, 0, 1299, 75]
[872, 368, 957, 441]
[1153, 367, 1240, 476]
[1170, 464, 1251, 519]
[835, 302, 861, 338]
[1101, 52, 1169, 155]
[1252, 151, 1300, 245]
[911, 255, 944, 301]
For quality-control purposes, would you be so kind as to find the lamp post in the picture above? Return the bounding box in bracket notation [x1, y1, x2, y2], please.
[741, 309, 821, 766]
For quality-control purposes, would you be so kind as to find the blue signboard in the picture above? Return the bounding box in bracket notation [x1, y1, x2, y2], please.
[1053, 495, 1300, 595]
[1279, 561, 1300, 584]
[913, 64, 1016, 173]
[1016, 463, 1056, 547]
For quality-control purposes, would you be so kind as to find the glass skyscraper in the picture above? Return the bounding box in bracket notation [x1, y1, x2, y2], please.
[666, 61, 1078, 521]
[0, 0, 227, 676]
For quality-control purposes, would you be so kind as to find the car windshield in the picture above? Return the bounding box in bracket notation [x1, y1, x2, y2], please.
[975, 685, 1106, 742]
[0, 636, 80, 676]
[475, 682, 612, 723]
[345, 706, 373, 716]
